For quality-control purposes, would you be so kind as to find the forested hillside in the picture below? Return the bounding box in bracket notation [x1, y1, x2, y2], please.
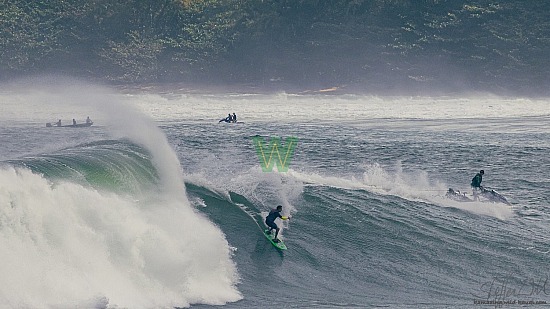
[1, 0, 549, 94]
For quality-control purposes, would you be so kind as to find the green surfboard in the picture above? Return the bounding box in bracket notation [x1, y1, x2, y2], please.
[264, 230, 287, 250]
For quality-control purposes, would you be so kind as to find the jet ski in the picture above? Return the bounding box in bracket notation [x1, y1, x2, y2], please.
[445, 188, 473, 202]
[478, 187, 511, 205]
[445, 187, 511, 205]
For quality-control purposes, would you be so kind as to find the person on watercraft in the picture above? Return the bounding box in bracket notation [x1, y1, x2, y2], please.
[471, 170, 484, 200]
[56, 119, 61, 127]
[86, 116, 92, 124]
[232, 112, 237, 123]
[72, 119, 77, 125]
[219, 113, 232, 123]
[265, 205, 290, 243]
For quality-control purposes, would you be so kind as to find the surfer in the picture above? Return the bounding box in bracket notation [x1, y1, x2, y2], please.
[265, 205, 291, 242]
[86, 116, 92, 124]
[232, 112, 237, 123]
[471, 170, 484, 200]
[72, 119, 77, 125]
[56, 119, 62, 127]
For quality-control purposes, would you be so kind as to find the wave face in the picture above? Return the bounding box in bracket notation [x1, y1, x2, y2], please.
[0, 85, 241, 308]
[7, 140, 159, 195]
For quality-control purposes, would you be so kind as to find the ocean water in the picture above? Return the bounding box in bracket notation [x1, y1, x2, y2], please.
[1, 81, 549, 308]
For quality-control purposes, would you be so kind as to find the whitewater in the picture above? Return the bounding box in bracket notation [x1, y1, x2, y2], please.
[1, 79, 549, 308]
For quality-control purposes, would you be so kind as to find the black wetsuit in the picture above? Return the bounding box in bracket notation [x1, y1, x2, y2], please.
[265, 209, 282, 230]
[471, 173, 483, 188]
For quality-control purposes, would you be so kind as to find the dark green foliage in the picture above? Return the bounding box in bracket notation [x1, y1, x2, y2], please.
[0, 0, 241, 82]
[0, 0, 549, 94]
[1, 1, 65, 72]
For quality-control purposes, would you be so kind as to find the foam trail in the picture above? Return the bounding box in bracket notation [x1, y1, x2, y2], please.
[286, 164, 514, 220]
[360, 163, 514, 220]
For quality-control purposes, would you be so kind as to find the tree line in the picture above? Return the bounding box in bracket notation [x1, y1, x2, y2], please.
[1, 0, 548, 93]
[1, 0, 246, 82]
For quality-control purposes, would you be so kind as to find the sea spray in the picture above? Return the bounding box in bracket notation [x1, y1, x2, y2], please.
[0, 79, 242, 308]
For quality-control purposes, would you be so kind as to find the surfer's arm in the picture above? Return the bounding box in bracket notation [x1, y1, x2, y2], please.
[282, 216, 291, 220]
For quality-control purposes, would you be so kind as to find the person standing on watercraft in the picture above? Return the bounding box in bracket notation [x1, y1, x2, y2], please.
[471, 170, 484, 200]
[265, 205, 291, 242]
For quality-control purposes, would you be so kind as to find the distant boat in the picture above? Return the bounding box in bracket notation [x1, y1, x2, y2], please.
[46, 122, 93, 128]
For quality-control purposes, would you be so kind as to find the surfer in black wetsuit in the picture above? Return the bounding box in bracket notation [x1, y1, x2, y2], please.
[232, 112, 237, 123]
[471, 170, 484, 200]
[265, 205, 290, 242]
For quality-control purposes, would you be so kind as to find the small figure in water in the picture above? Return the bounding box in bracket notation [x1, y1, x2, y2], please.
[86, 116, 92, 124]
[471, 170, 484, 200]
[265, 205, 291, 242]
[232, 112, 237, 123]
[219, 113, 232, 123]
[73, 119, 77, 125]
[56, 119, 62, 127]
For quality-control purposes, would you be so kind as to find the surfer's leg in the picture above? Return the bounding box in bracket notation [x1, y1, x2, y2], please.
[266, 221, 276, 234]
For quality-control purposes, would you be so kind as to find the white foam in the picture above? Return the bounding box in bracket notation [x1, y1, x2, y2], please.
[2, 82, 549, 125]
[0, 78, 242, 308]
[286, 164, 514, 220]
[0, 166, 241, 308]
[112, 92, 550, 124]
